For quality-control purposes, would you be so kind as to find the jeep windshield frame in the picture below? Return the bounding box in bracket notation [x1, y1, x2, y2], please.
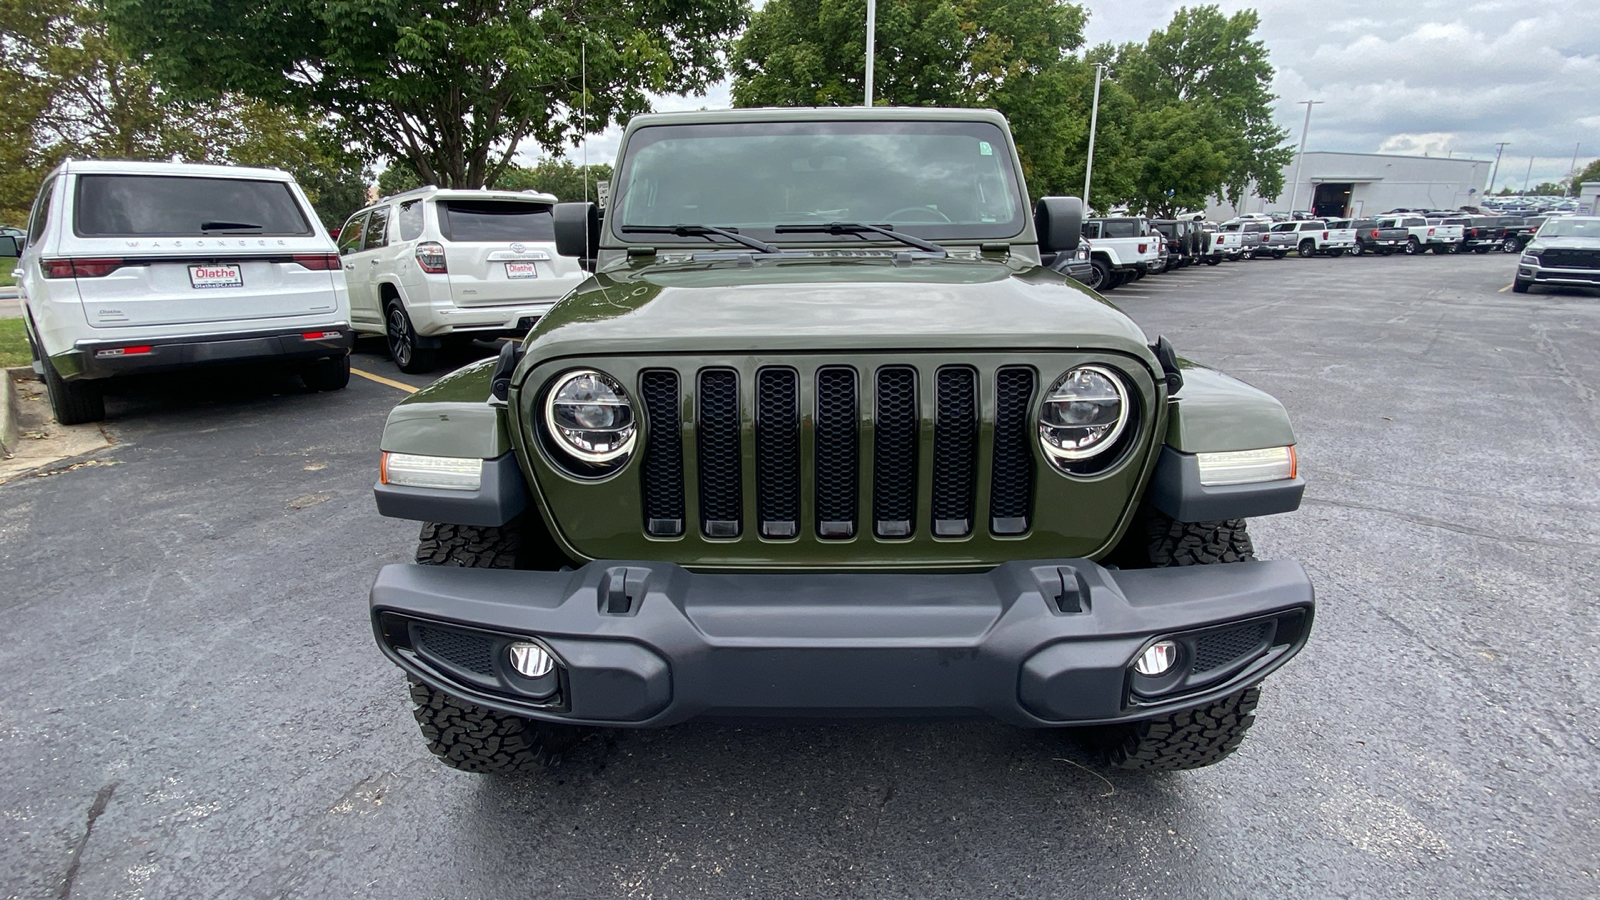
[608, 119, 1028, 247]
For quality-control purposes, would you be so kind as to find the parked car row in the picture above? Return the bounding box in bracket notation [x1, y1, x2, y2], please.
[2, 161, 577, 424]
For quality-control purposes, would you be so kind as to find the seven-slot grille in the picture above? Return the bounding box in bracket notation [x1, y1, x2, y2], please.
[640, 364, 1040, 540]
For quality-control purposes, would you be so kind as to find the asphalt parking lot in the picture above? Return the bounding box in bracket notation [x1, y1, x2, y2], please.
[3, 252, 1597, 899]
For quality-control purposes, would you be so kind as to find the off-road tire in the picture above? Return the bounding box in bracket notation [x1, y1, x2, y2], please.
[386, 300, 438, 374]
[1084, 687, 1262, 771]
[1079, 512, 1262, 770]
[407, 676, 591, 775]
[406, 518, 590, 774]
[1512, 277, 1531, 294]
[300, 354, 350, 392]
[39, 350, 105, 425]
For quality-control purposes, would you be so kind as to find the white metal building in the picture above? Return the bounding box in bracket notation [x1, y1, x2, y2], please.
[1206, 151, 1494, 220]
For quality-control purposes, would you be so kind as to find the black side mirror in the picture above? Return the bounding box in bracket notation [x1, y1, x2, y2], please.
[1035, 197, 1083, 253]
[553, 202, 600, 271]
[0, 235, 18, 259]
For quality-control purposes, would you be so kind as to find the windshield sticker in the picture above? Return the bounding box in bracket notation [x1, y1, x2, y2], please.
[978, 141, 993, 156]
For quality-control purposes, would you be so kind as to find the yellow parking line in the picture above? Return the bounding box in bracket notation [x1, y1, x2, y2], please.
[1498, 284, 1513, 292]
[352, 367, 418, 394]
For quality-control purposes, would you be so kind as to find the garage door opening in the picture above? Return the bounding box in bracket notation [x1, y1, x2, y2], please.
[1313, 183, 1353, 218]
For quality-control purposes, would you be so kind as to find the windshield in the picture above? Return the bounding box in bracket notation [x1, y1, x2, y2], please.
[74, 174, 312, 237]
[1538, 218, 1600, 238]
[612, 120, 1026, 244]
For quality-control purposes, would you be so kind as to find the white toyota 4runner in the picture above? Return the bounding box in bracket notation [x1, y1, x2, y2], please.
[7, 160, 353, 425]
[338, 186, 586, 372]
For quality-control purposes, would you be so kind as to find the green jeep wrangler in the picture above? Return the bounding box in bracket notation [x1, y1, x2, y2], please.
[368, 107, 1312, 775]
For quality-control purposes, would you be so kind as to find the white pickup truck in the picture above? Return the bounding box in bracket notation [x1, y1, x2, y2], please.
[1374, 214, 1436, 256]
[1213, 219, 1269, 259]
[1424, 217, 1465, 254]
[1263, 220, 1357, 257]
[1080, 217, 1165, 288]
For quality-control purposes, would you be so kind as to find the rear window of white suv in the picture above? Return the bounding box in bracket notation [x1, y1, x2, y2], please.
[438, 200, 555, 242]
[74, 174, 313, 237]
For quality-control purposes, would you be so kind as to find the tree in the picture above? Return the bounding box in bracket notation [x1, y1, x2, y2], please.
[1570, 159, 1600, 195]
[108, 0, 749, 190]
[730, 0, 1096, 200]
[1113, 6, 1292, 207]
[0, 0, 368, 226]
[375, 158, 611, 203]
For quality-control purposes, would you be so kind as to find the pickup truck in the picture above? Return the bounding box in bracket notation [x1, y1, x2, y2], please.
[1263, 220, 1356, 258]
[1501, 216, 1545, 254]
[1349, 218, 1409, 256]
[1322, 219, 1360, 255]
[1214, 219, 1269, 259]
[1423, 217, 1465, 253]
[1082, 217, 1165, 288]
[1374, 215, 1435, 256]
[1462, 216, 1513, 253]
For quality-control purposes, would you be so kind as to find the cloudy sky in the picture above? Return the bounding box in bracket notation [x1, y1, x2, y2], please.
[532, 0, 1599, 191]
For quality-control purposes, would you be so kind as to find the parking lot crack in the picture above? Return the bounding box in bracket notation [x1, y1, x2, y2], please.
[1303, 496, 1600, 552]
[56, 781, 117, 900]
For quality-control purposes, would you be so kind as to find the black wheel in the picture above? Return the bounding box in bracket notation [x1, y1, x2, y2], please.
[1473, 246, 1490, 254]
[1075, 512, 1263, 770]
[1205, 255, 1221, 266]
[39, 350, 105, 425]
[1377, 249, 1393, 256]
[1297, 240, 1316, 258]
[1081, 687, 1262, 771]
[408, 676, 592, 775]
[1500, 238, 1522, 254]
[1350, 240, 1365, 257]
[1327, 248, 1345, 258]
[1086, 258, 1112, 291]
[1404, 237, 1420, 255]
[300, 354, 350, 392]
[386, 300, 438, 374]
[1512, 278, 1531, 294]
[407, 519, 593, 774]
[1272, 250, 1287, 259]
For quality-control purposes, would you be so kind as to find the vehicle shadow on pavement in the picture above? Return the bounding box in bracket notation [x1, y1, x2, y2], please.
[459, 720, 1206, 893]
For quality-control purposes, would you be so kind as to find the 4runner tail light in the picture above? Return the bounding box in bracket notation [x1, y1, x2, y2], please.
[292, 253, 340, 270]
[43, 258, 129, 278]
[415, 242, 447, 274]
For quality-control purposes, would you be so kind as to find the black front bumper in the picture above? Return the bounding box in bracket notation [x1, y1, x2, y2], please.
[370, 558, 1314, 728]
[55, 325, 353, 381]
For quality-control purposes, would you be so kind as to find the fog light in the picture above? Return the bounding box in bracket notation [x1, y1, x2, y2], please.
[508, 642, 555, 678]
[1134, 640, 1180, 676]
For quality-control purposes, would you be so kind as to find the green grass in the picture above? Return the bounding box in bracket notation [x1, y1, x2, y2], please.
[0, 269, 14, 288]
[0, 318, 30, 368]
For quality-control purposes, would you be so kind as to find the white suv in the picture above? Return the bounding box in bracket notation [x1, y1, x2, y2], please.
[6, 160, 353, 425]
[338, 186, 585, 372]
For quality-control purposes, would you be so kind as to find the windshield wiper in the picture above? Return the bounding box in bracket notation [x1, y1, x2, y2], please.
[773, 222, 946, 255]
[621, 224, 780, 254]
[200, 220, 263, 232]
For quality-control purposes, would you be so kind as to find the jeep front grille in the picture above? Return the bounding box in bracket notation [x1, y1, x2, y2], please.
[640, 363, 1040, 541]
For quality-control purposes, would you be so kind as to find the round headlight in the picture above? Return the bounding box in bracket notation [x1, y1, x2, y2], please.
[1039, 365, 1129, 463]
[544, 370, 637, 464]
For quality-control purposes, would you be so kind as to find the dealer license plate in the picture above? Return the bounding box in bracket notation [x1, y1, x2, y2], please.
[189, 264, 243, 289]
[505, 261, 538, 280]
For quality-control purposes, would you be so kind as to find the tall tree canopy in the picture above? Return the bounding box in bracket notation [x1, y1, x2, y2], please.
[0, 0, 366, 225]
[107, 0, 749, 189]
[730, 0, 1093, 200]
[731, 1, 1293, 215]
[1113, 6, 1292, 209]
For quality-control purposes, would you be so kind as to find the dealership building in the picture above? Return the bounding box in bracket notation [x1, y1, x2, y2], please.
[1206, 151, 1494, 220]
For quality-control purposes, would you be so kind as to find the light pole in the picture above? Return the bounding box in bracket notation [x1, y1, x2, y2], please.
[864, 0, 876, 107]
[1488, 142, 1508, 195]
[1286, 100, 1322, 216]
[1522, 156, 1534, 194]
[1570, 143, 1582, 196]
[1082, 63, 1106, 212]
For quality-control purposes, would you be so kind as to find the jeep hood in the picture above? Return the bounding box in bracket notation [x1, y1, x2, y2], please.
[522, 256, 1155, 362]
